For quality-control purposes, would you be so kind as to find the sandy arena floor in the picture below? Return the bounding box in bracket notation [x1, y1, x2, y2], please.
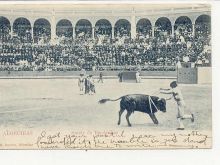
[0, 78, 211, 131]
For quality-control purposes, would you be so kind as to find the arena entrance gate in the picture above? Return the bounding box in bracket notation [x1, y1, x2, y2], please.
[121, 71, 137, 83]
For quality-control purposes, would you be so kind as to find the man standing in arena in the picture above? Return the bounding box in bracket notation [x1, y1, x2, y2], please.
[118, 71, 123, 82]
[84, 75, 89, 94]
[78, 74, 85, 95]
[160, 81, 194, 130]
[97, 72, 103, 83]
[89, 75, 96, 95]
[136, 71, 141, 83]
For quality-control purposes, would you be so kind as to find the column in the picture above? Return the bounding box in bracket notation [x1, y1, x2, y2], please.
[72, 26, 75, 39]
[111, 26, 114, 39]
[192, 24, 195, 36]
[92, 27, 95, 39]
[152, 26, 155, 37]
[131, 14, 136, 39]
[31, 27, 34, 40]
[9, 18, 15, 37]
[151, 19, 156, 38]
[51, 11, 56, 44]
[10, 25, 13, 36]
[171, 24, 175, 37]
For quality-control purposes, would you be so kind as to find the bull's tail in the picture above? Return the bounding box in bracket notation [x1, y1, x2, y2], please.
[99, 96, 124, 104]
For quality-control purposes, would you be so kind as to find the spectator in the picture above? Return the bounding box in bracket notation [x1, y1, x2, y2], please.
[0, 22, 211, 71]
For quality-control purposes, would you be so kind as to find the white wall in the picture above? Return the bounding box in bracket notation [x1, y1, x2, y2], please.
[197, 67, 212, 84]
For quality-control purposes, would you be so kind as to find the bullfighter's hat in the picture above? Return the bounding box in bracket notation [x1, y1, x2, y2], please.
[170, 81, 177, 88]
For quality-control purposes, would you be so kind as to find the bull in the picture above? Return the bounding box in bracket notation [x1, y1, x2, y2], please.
[99, 94, 166, 127]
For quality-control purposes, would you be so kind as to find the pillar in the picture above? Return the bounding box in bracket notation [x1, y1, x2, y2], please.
[192, 24, 195, 36]
[151, 19, 156, 38]
[131, 14, 136, 39]
[51, 10, 56, 44]
[9, 19, 13, 37]
[10, 25, 13, 36]
[92, 27, 95, 39]
[72, 26, 75, 39]
[9, 18, 16, 37]
[112, 26, 114, 39]
[31, 27, 34, 41]
[152, 26, 155, 37]
[172, 24, 175, 37]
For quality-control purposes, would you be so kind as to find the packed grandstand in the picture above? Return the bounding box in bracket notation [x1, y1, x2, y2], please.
[0, 5, 211, 72]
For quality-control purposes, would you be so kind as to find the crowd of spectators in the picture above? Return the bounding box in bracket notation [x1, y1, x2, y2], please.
[0, 22, 211, 71]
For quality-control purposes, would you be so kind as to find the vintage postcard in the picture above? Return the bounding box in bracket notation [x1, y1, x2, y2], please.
[0, 2, 211, 149]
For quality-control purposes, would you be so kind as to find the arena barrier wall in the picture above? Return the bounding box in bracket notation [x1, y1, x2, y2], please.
[197, 67, 212, 84]
[0, 71, 177, 79]
[177, 68, 198, 84]
[177, 67, 212, 84]
[121, 71, 137, 82]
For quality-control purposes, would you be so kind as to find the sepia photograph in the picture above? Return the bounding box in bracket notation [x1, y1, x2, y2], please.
[0, 2, 211, 149]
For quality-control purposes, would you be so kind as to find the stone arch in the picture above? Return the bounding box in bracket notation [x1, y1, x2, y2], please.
[75, 19, 92, 38]
[114, 19, 131, 37]
[95, 19, 112, 38]
[56, 19, 73, 38]
[174, 16, 192, 35]
[136, 18, 152, 37]
[0, 16, 11, 41]
[33, 18, 51, 43]
[13, 17, 32, 40]
[195, 14, 211, 37]
[155, 17, 172, 37]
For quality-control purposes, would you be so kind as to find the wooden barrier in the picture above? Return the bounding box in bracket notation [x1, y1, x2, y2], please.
[177, 68, 198, 84]
[0, 70, 177, 78]
[121, 71, 137, 82]
[177, 67, 212, 84]
[197, 67, 212, 84]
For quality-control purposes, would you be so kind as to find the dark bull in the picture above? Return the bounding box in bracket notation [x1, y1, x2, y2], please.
[99, 94, 166, 127]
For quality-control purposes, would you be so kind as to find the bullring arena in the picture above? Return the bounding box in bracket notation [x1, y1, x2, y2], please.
[0, 4, 211, 132]
[0, 78, 211, 132]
